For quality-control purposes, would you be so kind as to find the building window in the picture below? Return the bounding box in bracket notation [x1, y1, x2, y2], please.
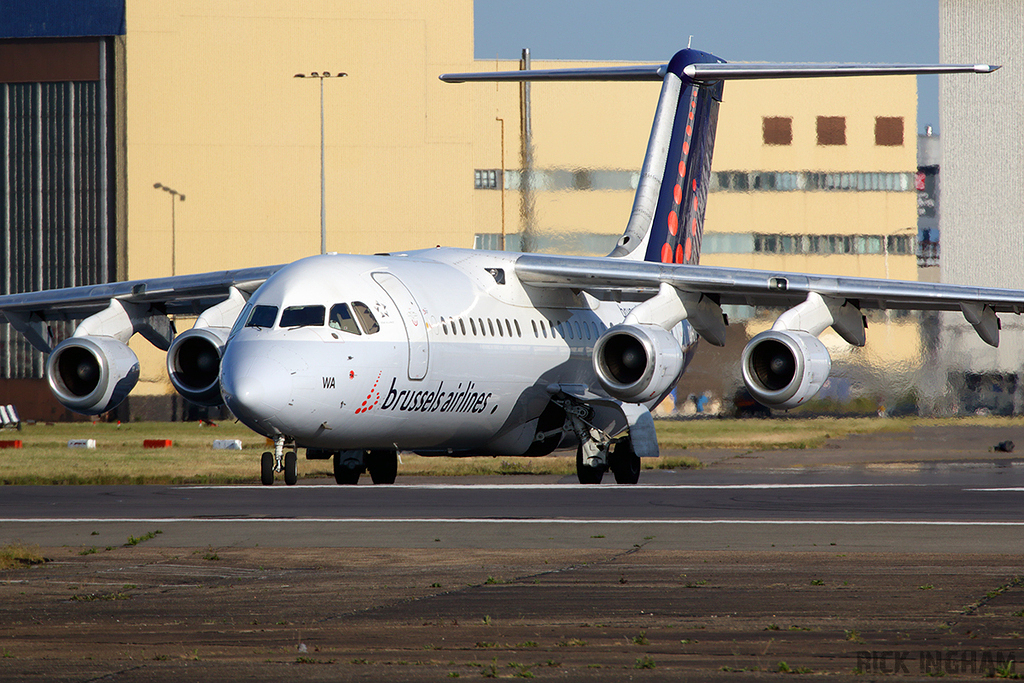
[762, 117, 792, 145]
[816, 116, 846, 146]
[875, 116, 904, 146]
[474, 169, 500, 189]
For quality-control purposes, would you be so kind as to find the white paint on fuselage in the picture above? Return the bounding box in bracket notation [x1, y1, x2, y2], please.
[220, 248, 696, 456]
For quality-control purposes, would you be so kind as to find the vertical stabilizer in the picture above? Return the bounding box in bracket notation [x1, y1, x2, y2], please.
[608, 49, 724, 265]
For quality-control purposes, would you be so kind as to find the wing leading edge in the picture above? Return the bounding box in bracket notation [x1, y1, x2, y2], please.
[515, 253, 1024, 312]
[0, 265, 284, 323]
[515, 253, 1024, 346]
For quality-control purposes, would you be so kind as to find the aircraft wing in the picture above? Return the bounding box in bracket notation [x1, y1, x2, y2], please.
[0, 265, 283, 326]
[515, 253, 1024, 346]
[515, 254, 1024, 312]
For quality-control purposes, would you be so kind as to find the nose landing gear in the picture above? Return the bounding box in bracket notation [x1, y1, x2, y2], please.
[261, 436, 298, 485]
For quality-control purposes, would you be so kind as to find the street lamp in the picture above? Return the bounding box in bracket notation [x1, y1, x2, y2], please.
[294, 71, 347, 255]
[153, 183, 185, 276]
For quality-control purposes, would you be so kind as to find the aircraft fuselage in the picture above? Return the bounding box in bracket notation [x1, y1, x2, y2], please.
[219, 248, 695, 456]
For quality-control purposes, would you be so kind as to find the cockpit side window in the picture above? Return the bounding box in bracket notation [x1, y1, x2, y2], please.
[351, 301, 380, 334]
[329, 304, 361, 335]
[245, 305, 279, 329]
[280, 304, 325, 328]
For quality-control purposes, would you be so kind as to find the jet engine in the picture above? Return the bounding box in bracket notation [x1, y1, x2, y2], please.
[740, 329, 831, 410]
[593, 324, 684, 402]
[166, 326, 230, 406]
[46, 336, 140, 415]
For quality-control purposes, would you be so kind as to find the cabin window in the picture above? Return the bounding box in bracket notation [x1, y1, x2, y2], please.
[351, 302, 380, 334]
[488, 319, 496, 336]
[574, 322, 582, 339]
[281, 304, 325, 328]
[440, 317, 448, 335]
[459, 318, 467, 335]
[531, 320, 538, 337]
[479, 318, 487, 336]
[506, 319, 513, 337]
[328, 304, 361, 335]
[541, 320, 548, 338]
[514, 320, 521, 338]
[245, 305, 278, 329]
[469, 318, 477, 335]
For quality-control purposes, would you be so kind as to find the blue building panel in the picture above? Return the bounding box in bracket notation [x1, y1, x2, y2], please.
[0, 0, 125, 38]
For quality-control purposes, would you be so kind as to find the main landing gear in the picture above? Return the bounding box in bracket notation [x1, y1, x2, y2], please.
[261, 436, 298, 486]
[333, 449, 398, 486]
[575, 437, 640, 485]
[556, 396, 641, 485]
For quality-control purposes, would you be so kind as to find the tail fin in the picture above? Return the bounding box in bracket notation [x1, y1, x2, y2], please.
[610, 49, 723, 265]
[441, 55, 997, 265]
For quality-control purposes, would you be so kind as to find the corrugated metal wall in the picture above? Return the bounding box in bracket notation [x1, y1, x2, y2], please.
[0, 50, 114, 378]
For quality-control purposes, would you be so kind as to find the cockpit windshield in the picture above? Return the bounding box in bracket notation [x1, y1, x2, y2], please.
[329, 304, 361, 335]
[280, 304, 325, 328]
[245, 305, 278, 329]
[352, 302, 380, 334]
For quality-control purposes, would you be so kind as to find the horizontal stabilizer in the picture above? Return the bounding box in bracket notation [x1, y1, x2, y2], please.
[442, 62, 997, 84]
[440, 64, 665, 83]
[684, 62, 999, 80]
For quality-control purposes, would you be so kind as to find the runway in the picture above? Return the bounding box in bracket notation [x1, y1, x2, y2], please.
[4, 466, 1024, 551]
[5, 445, 1024, 680]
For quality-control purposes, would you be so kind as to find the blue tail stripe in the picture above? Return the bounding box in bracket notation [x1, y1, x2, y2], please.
[644, 50, 725, 265]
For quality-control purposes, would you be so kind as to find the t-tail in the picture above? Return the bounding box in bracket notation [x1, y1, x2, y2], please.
[441, 52, 997, 265]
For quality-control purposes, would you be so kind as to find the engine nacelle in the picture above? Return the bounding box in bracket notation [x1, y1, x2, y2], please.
[166, 326, 230, 406]
[740, 329, 832, 410]
[46, 336, 140, 415]
[593, 324, 684, 403]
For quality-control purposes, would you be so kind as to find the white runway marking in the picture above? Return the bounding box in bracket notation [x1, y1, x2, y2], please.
[2, 518, 1023, 526]
[966, 487, 1024, 492]
[176, 483, 910, 491]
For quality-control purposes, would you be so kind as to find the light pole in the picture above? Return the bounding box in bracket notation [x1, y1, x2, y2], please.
[294, 71, 347, 255]
[153, 183, 185, 276]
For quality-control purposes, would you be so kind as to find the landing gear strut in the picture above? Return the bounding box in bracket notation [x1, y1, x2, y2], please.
[261, 437, 298, 486]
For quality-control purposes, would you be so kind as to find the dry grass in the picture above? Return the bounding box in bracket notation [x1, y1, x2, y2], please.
[0, 542, 46, 570]
[652, 415, 1017, 451]
[0, 416, 1017, 484]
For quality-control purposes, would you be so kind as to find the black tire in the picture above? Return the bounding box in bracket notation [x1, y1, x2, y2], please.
[575, 445, 605, 484]
[366, 449, 398, 485]
[260, 451, 274, 486]
[333, 452, 361, 485]
[284, 452, 298, 486]
[609, 440, 641, 485]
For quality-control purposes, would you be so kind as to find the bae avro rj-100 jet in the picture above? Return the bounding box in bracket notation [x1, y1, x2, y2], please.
[0, 49, 1013, 485]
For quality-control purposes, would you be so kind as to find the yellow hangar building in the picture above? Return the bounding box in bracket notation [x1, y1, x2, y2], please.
[0, 0, 922, 419]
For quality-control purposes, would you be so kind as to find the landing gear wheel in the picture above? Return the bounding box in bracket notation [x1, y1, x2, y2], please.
[260, 452, 274, 486]
[366, 449, 398, 485]
[576, 445, 605, 485]
[609, 439, 641, 485]
[333, 452, 362, 485]
[284, 451, 298, 486]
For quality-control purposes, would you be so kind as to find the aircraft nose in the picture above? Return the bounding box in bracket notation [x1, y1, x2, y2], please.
[220, 343, 293, 433]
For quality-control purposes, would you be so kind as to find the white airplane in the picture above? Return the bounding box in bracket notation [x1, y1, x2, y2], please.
[0, 49, 1012, 486]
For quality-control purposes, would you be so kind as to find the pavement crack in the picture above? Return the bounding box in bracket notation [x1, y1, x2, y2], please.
[313, 543, 651, 625]
[949, 574, 1023, 625]
[80, 664, 148, 682]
